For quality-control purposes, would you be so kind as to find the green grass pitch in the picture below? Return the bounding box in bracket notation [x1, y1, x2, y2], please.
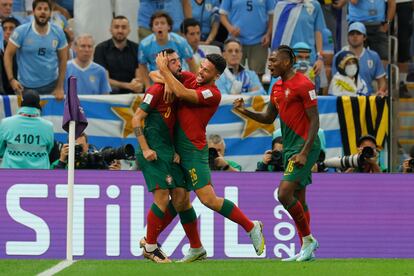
[0, 259, 413, 276]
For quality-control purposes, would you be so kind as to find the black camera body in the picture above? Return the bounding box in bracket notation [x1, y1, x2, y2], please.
[208, 147, 219, 170]
[268, 150, 284, 171]
[409, 158, 414, 168]
[75, 144, 135, 169]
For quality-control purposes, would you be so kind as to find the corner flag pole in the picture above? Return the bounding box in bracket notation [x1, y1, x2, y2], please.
[66, 120, 75, 261]
[62, 76, 88, 261]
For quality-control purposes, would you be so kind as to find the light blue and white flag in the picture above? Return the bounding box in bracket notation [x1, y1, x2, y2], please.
[1, 94, 343, 171]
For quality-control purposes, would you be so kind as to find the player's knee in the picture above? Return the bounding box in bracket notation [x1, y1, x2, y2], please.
[277, 189, 290, 207]
[199, 195, 217, 210]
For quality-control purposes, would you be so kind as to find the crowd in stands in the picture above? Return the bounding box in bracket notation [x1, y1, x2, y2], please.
[0, 0, 413, 172]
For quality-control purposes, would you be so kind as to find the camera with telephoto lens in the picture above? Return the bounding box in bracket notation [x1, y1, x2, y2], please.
[208, 147, 219, 170]
[322, 146, 375, 170]
[268, 150, 284, 171]
[75, 144, 135, 169]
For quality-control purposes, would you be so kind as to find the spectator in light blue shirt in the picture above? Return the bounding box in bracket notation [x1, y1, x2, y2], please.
[220, 0, 275, 76]
[137, 0, 192, 41]
[65, 34, 111, 95]
[332, 22, 387, 96]
[216, 38, 266, 95]
[0, 0, 27, 24]
[138, 11, 196, 89]
[4, 0, 68, 100]
[191, 0, 220, 44]
[348, 0, 396, 61]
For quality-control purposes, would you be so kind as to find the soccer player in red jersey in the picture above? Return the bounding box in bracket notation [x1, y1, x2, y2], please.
[155, 52, 266, 257]
[132, 49, 204, 263]
[233, 45, 321, 262]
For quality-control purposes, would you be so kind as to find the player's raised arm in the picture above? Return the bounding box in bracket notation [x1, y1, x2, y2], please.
[156, 52, 199, 104]
[233, 97, 278, 124]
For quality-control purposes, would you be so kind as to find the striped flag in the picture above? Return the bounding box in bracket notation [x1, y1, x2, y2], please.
[336, 96, 388, 155]
[1, 94, 344, 171]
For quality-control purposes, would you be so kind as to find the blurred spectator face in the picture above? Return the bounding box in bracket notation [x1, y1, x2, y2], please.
[294, 50, 311, 73]
[33, 2, 51, 26]
[272, 141, 283, 152]
[166, 52, 182, 78]
[75, 36, 94, 63]
[2, 20, 17, 42]
[358, 139, 377, 153]
[110, 18, 130, 43]
[223, 41, 242, 67]
[208, 140, 225, 156]
[348, 30, 365, 48]
[185, 25, 201, 49]
[76, 135, 89, 153]
[0, 0, 13, 19]
[152, 16, 170, 40]
[344, 59, 358, 77]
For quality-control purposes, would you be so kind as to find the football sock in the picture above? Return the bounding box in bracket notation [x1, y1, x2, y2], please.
[219, 199, 254, 232]
[297, 203, 310, 246]
[160, 201, 177, 232]
[146, 203, 165, 245]
[179, 207, 202, 249]
[286, 199, 311, 238]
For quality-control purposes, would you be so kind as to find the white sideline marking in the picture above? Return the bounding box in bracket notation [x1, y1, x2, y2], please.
[37, 260, 77, 276]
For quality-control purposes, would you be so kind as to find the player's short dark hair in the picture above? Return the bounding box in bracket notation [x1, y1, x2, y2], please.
[112, 15, 129, 23]
[32, 0, 52, 11]
[223, 38, 242, 51]
[206, 54, 226, 75]
[1, 17, 20, 28]
[150, 11, 173, 30]
[159, 48, 176, 55]
[277, 45, 296, 65]
[180, 18, 200, 34]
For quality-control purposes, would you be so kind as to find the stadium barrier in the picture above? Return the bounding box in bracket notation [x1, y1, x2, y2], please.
[0, 170, 412, 259]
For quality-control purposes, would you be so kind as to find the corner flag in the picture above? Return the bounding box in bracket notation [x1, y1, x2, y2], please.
[62, 76, 88, 138]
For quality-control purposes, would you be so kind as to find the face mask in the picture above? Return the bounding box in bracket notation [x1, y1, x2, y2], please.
[294, 59, 310, 72]
[345, 64, 358, 77]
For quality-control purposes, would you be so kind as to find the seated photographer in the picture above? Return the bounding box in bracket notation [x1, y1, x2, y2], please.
[345, 135, 381, 173]
[256, 136, 284, 172]
[208, 134, 241, 172]
[51, 133, 121, 170]
[401, 145, 414, 173]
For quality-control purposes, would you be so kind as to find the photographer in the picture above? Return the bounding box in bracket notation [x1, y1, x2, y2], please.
[401, 145, 414, 173]
[208, 134, 241, 171]
[51, 132, 121, 170]
[256, 136, 284, 172]
[345, 135, 381, 173]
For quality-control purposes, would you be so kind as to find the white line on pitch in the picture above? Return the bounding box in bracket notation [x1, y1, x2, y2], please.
[37, 260, 77, 276]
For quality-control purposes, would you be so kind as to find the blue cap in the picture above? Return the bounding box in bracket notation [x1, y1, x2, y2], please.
[292, 42, 312, 54]
[348, 22, 366, 35]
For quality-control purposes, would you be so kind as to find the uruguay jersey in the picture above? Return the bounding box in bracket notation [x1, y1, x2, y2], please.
[220, 0, 275, 45]
[348, 0, 385, 23]
[137, 0, 185, 32]
[191, 0, 220, 40]
[64, 60, 111, 95]
[138, 32, 194, 72]
[332, 47, 386, 95]
[10, 21, 67, 88]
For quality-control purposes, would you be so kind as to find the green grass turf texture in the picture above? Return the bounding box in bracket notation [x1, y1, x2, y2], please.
[1, 259, 412, 276]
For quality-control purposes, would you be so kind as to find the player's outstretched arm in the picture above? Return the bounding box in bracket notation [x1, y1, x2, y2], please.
[156, 52, 199, 103]
[233, 98, 278, 124]
[132, 108, 157, 161]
